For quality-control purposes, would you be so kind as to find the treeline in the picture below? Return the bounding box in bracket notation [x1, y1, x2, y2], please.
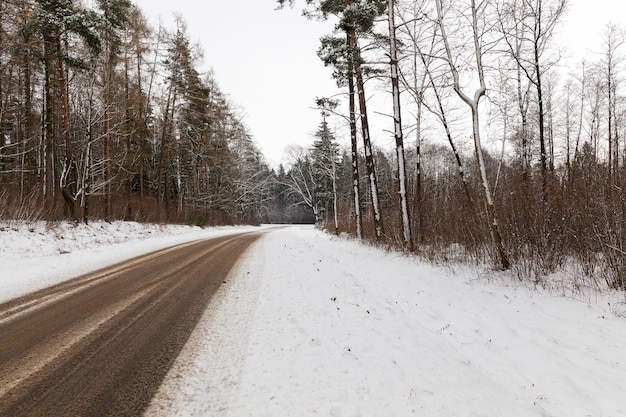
[0, 0, 277, 225]
[277, 0, 626, 290]
[4, 1, 626, 290]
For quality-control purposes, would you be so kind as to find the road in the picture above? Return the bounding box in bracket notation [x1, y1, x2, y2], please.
[0, 231, 262, 417]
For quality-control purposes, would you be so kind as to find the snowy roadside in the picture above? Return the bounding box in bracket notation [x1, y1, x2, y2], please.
[2, 222, 625, 416]
[0, 221, 260, 303]
[147, 226, 626, 417]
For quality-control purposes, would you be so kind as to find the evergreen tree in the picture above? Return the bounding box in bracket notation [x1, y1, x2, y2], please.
[95, 0, 132, 221]
[279, 0, 386, 240]
[23, 0, 101, 219]
[311, 116, 340, 233]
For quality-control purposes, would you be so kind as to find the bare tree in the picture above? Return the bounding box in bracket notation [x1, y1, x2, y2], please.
[601, 23, 625, 183]
[282, 145, 319, 221]
[498, 0, 567, 191]
[435, 0, 510, 269]
[395, 0, 431, 240]
[387, 0, 412, 249]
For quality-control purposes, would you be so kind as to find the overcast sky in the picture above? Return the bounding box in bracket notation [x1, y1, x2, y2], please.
[132, 0, 624, 168]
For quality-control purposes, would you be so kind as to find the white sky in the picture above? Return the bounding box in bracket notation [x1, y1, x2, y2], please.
[556, 0, 625, 63]
[131, 0, 625, 168]
[131, 0, 337, 168]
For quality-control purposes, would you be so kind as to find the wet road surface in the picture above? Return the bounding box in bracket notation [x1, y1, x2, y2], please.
[0, 231, 262, 416]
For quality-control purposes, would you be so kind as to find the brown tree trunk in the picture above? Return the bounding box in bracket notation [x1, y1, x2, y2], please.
[348, 27, 383, 240]
[387, 0, 412, 250]
[56, 34, 76, 219]
[346, 32, 362, 240]
[104, 27, 112, 221]
[42, 39, 57, 218]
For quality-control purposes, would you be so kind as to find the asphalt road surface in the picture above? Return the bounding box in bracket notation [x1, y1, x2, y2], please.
[0, 231, 262, 417]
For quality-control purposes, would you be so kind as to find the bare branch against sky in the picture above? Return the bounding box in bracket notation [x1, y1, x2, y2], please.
[133, 0, 622, 167]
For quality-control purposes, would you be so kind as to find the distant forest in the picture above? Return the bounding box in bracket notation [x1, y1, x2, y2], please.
[2, 0, 626, 289]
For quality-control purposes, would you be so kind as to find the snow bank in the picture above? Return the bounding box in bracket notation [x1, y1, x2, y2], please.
[2, 222, 624, 416]
[0, 221, 258, 303]
[148, 226, 626, 417]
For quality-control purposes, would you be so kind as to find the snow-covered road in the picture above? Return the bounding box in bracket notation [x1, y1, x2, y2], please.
[1, 222, 625, 416]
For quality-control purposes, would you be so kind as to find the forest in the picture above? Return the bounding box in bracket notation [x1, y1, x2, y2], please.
[277, 0, 626, 290]
[0, 0, 284, 226]
[1, 0, 625, 290]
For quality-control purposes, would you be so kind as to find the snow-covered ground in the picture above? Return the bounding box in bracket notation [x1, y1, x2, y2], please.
[0, 221, 258, 303]
[1, 222, 625, 416]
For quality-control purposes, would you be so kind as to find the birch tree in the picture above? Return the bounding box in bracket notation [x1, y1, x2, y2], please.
[387, 0, 412, 249]
[435, 0, 510, 270]
[395, 0, 475, 242]
[601, 23, 624, 183]
[498, 0, 567, 188]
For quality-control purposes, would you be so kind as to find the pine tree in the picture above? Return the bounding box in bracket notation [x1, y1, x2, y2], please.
[280, 0, 386, 240]
[311, 114, 340, 233]
[95, 0, 132, 221]
[23, 0, 101, 219]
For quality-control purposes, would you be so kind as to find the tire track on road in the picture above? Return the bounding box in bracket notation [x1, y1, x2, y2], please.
[0, 231, 262, 417]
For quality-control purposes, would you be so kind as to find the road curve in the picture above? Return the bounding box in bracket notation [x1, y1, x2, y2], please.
[0, 231, 262, 417]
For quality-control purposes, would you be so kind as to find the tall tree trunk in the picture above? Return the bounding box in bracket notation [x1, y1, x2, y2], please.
[471, 103, 509, 270]
[104, 25, 112, 221]
[347, 55, 362, 239]
[159, 85, 176, 221]
[436, 0, 509, 270]
[387, 0, 412, 250]
[564, 83, 572, 182]
[56, 34, 76, 219]
[22, 30, 34, 205]
[348, 27, 383, 240]
[43, 39, 57, 218]
[535, 42, 547, 196]
[414, 98, 422, 241]
[574, 62, 585, 170]
[517, 63, 530, 178]
[346, 33, 363, 239]
[332, 155, 339, 235]
[135, 36, 147, 214]
[158, 87, 171, 221]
